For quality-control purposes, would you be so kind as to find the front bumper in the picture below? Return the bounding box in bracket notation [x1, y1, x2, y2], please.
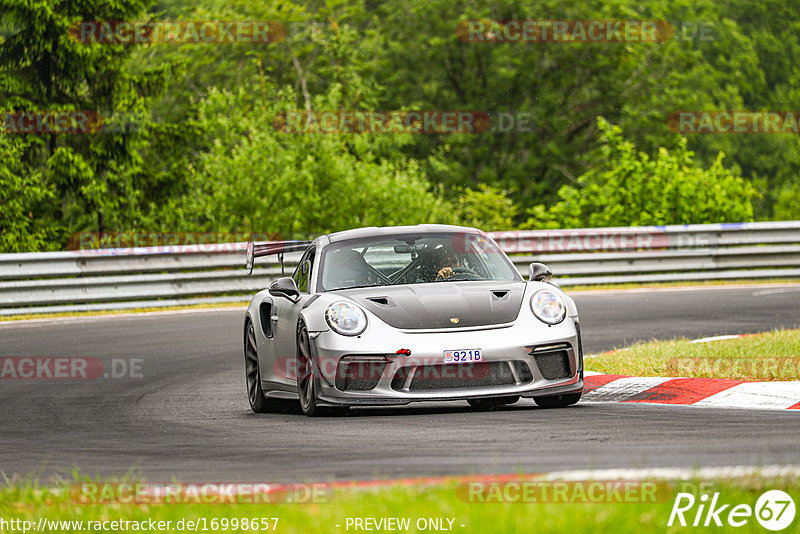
[308, 318, 583, 406]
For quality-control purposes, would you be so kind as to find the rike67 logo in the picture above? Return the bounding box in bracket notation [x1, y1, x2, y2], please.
[668, 490, 796, 530]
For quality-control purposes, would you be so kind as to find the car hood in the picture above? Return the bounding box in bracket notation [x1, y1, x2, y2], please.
[333, 281, 526, 329]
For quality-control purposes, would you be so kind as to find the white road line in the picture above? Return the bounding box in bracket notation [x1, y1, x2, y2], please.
[693, 382, 800, 410]
[541, 465, 800, 481]
[752, 287, 800, 296]
[690, 335, 743, 344]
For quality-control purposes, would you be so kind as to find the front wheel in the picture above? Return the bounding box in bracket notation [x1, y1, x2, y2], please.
[244, 320, 281, 413]
[533, 392, 582, 409]
[467, 395, 520, 410]
[297, 322, 349, 417]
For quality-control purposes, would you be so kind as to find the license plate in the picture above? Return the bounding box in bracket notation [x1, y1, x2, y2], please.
[443, 349, 482, 364]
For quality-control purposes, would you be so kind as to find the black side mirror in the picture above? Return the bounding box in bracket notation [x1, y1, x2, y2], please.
[269, 277, 301, 303]
[529, 262, 552, 283]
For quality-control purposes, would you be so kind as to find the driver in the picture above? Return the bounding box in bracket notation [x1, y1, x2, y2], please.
[433, 248, 464, 281]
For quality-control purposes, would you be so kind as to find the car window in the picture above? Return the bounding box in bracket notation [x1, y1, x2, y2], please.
[319, 233, 520, 291]
[291, 247, 314, 293]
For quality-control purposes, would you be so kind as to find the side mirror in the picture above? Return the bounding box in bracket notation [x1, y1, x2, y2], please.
[269, 277, 301, 303]
[529, 262, 552, 283]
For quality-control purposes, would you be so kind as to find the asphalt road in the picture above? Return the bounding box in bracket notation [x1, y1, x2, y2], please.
[1, 284, 799, 482]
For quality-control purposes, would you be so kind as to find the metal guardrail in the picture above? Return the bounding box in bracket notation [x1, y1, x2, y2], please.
[1, 221, 798, 315]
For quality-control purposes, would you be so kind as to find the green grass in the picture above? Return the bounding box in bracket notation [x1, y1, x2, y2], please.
[1, 474, 798, 533]
[586, 329, 800, 381]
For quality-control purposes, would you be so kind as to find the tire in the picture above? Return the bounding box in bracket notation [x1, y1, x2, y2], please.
[533, 392, 582, 409]
[244, 320, 299, 414]
[467, 395, 520, 410]
[296, 321, 349, 417]
[244, 320, 270, 413]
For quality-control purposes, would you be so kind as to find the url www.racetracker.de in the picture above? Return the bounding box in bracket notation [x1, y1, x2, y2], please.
[0, 517, 279, 532]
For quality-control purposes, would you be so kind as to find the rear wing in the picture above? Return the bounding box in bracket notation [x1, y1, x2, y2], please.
[245, 240, 313, 275]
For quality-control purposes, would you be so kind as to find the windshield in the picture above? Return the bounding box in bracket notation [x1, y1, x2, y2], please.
[319, 233, 521, 291]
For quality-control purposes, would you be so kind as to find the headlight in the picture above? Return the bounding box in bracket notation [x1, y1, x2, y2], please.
[325, 301, 368, 336]
[530, 290, 566, 325]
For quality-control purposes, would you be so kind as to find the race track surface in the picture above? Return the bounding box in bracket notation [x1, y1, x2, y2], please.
[1, 284, 799, 482]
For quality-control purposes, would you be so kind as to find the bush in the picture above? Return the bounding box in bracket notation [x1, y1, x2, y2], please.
[525, 118, 757, 229]
[179, 87, 458, 236]
[773, 184, 800, 221]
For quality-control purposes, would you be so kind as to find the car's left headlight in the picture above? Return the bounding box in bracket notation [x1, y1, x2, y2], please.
[325, 301, 368, 336]
[530, 290, 566, 325]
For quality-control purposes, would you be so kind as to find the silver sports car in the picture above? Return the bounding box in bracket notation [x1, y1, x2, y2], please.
[243, 224, 584, 416]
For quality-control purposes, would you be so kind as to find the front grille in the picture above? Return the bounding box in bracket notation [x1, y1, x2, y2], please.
[391, 361, 533, 391]
[335, 357, 388, 391]
[531, 345, 572, 380]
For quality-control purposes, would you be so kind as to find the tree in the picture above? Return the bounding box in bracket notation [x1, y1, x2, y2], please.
[0, 0, 163, 245]
[179, 85, 457, 236]
[0, 135, 58, 251]
[525, 118, 757, 228]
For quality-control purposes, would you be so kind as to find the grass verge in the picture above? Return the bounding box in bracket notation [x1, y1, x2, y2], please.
[1, 474, 798, 533]
[586, 329, 800, 381]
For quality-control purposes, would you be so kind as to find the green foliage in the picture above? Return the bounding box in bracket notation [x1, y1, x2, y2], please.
[0, 136, 57, 252]
[180, 86, 457, 236]
[773, 185, 800, 221]
[1, 0, 799, 253]
[456, 184, 518, 232]
[526, 118, 757, 228]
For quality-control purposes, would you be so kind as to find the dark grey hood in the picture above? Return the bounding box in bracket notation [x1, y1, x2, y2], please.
[335, 281, 526, 329]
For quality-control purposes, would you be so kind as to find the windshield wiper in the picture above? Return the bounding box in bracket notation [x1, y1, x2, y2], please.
[326, 284, 384, 291]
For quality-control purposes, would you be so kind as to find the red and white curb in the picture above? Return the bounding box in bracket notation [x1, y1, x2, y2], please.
[582, 372, 800, 410]
[583, 332, 800, 410]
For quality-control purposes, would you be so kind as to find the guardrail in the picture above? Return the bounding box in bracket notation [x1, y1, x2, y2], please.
[1, 221, 798, 315]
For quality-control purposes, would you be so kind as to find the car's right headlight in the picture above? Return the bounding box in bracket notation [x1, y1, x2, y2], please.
[325, 301, 368, 336]
[530, 290, 566, 325]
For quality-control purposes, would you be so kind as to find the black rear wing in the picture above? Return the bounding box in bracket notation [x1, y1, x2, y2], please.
[245, 240, 312, 275]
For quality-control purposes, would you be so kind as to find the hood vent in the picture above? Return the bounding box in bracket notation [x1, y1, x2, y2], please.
[339, 282, 526, 329]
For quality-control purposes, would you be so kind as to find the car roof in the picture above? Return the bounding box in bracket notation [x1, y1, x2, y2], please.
[320, 224, 483, 244]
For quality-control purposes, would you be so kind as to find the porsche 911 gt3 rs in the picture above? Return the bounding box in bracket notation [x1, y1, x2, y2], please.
[243, 224, 583, 416]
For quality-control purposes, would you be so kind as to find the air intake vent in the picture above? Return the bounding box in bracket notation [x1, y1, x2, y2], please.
[335, 356, 388, 391]
[367, 297, 390, 306]
[491, 290, 510, 300]
[530, 345, 572, 380]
